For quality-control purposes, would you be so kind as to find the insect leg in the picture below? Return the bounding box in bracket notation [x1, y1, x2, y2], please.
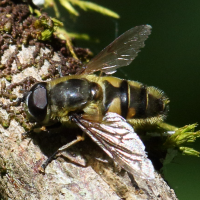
[57, 135, 85, 152]
[40, 134, 85, 173]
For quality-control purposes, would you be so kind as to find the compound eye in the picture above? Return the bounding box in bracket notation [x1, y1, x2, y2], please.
[28, 83, 48, 122]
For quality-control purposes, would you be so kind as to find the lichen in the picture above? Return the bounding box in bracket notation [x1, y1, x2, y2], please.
[0, 0, 92, 130]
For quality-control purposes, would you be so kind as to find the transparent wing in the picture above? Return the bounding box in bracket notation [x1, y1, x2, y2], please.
[72, 112, 155, 180]
[80, 25, 152, 75]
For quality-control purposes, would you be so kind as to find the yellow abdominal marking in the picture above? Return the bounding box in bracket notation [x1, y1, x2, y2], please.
[126, 107, 136, 119]
[107, 97, 121, 115]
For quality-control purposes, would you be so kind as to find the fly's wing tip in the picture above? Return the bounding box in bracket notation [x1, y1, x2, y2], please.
[80, 24, 152, 75]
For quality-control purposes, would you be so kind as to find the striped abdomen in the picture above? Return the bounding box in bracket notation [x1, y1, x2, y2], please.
[102, 77, 168, 123]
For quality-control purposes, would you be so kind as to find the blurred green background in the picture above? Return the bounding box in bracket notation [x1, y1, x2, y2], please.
[55, 0, 200, 199]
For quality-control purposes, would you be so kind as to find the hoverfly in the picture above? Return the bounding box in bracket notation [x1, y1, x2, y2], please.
[19, 25, 169, 180]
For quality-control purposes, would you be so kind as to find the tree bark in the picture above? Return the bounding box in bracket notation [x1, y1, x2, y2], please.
[0, 115, 178, 199]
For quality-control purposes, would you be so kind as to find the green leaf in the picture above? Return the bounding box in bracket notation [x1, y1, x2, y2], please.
[68, 0, 120, 18]
[40, 29, 54, 41]
[179, 147, 200, 157]
[59, 0, 79, 16]
[67, 32, 90, 40]
[163, 123, 200, 157]
[164, 123, 200, 147]
[51, 18, 64, 27]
